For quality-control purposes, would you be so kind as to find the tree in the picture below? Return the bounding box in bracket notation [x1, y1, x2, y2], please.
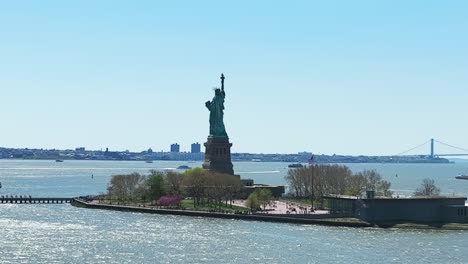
[107, 173, 146, 202]
[284, 165, 393, 202]
[107, 174, 127, 201]
[379, 180, 393, 197]
[285, 164, 352, 199]
[158, 195, 182, 207]
[354, 169, 393, 197]
[222, 174, 242, 208]
[246, 189, 273, 211]
[146, 170, 165, 202]
[246, 192, 260, 211]
[414, 178, 441, 197]
[285, 167, 307, 197]
[345, 173, 368, 196]
[124, 173, 147, 201]
[164, 171, 184, 195]
[256, 189, 274, 210]
[183, 168, 208, 207]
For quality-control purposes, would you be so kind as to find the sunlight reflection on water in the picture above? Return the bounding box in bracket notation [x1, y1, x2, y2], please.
[1, 160, 468, 263]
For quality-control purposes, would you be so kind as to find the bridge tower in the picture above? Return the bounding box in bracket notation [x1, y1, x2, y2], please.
[430, 138, 434, 158]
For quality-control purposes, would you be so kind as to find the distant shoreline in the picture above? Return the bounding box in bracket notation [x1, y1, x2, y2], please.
[1, 145, 458, 163]
[0, 157, 455, 164]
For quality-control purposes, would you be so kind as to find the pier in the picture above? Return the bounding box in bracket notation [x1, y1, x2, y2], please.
[0, 196, 73, 204]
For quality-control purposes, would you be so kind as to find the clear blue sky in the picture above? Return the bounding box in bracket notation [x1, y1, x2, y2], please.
[1, 1, 467, 155]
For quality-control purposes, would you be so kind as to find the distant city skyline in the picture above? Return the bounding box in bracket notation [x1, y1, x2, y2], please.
[1, 1, 468, 155]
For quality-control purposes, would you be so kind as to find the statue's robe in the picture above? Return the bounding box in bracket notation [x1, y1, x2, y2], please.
[207, 91, 228, 138]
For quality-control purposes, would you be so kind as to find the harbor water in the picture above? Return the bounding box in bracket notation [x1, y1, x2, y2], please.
[1, 160, 468, 263]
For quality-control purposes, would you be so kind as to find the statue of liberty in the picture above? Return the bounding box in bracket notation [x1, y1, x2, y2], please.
[205, 74, 228, 138]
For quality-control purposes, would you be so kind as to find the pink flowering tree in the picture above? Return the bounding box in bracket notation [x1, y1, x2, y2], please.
[158, 195, 183, 207]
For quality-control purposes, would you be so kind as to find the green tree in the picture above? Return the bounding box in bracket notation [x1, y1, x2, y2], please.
[256, 189, 274, 210]
[246, 189, 273, 211]
[146, 170, 166, 202]
[183, 167, 208, 207]
[246, 192, 260, 211]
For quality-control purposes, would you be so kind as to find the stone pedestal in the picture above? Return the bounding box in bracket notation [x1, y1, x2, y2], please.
[202, 137, 234, 175]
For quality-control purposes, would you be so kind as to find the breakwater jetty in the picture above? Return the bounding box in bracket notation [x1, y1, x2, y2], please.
[0, 196, 73, 204]
[71, 199, 372, 228]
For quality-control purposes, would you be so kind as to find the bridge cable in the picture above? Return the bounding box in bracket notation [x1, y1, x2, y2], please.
[433, 139, 468, 153]
[396, 140, 430, 156]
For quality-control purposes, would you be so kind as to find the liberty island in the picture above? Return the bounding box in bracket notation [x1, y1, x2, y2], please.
[2, 74, 467, 229]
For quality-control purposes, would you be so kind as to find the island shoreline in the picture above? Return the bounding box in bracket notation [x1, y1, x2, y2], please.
[71, 199, 372, 228]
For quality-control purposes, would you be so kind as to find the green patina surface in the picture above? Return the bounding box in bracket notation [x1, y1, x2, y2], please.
[205, 74, 228, 138]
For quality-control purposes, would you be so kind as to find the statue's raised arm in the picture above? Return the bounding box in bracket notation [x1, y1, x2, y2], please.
[205, 74, 228, 138]
[221, 73, 225, 93]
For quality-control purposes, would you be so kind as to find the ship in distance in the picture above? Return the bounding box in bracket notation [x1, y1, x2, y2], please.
[288, 163, 304, 168]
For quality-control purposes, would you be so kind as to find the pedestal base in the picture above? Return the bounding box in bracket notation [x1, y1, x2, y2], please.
[202, 137, 234, 175]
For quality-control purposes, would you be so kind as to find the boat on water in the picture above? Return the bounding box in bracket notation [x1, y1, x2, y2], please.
[456, 174, 468, 180]
[145, 160, 153, 163]
[55, 160, 64, 162]
[177, 165, 192, 170]
[288, 163, 303, 168]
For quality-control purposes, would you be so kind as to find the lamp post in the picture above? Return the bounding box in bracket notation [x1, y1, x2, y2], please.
[310, 165, 314, 211]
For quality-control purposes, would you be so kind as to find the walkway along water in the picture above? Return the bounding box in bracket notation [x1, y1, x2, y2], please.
[71, 199, 372, 228]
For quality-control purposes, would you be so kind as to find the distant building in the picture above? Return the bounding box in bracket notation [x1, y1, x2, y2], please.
[170, 143, 180, 153]
[147, 148, 153, 154]
[75, 147, 85, 152]
[191, 142, 201, 153]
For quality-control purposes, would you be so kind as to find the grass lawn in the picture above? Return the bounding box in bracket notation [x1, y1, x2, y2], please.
[96, 198, 251, 213]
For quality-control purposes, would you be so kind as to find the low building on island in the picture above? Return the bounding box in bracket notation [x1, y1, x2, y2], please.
[240, 178, 285, 198]
[324, 192, 468, 227]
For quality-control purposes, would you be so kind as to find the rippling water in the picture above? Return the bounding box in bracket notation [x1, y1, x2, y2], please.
[1, 204, 468, 264]
[1, 160, 468, 263]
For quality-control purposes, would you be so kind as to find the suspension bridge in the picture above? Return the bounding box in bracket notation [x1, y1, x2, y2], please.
[397, 139, 468, 157]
